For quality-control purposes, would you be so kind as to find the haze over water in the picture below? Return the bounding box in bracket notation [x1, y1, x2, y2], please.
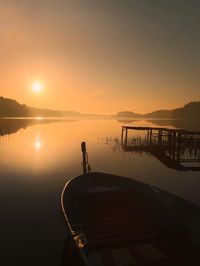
[0, 118, 200, 265]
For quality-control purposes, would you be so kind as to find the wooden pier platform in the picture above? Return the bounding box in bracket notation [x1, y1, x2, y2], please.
[121, 126, 200, 171]
[122, 126, 200, 147]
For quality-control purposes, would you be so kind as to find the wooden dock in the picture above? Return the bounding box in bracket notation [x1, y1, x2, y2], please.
[122, 126, 200, 148]
[121, 126, 200, 171]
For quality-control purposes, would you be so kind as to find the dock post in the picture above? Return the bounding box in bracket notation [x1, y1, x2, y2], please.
[81, 142, 87, 175]
[147, 129, 150, 144]
[172, 132, 176, 159]
[168, 131, 172, 157]
[149, 129, 152, 145]
[177, 133, 181, 162]
[158, 129, 162, 146]
[121, 127, 124, 147]
[125, 128, 128, 147]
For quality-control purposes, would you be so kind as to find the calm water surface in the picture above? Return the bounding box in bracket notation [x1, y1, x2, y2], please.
[0, 118, 200, 265]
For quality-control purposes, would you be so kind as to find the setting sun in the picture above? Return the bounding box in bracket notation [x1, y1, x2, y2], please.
[32, 82, 43, 93]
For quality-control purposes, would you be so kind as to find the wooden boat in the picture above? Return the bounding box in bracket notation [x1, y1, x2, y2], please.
[61, 143, 200, 266]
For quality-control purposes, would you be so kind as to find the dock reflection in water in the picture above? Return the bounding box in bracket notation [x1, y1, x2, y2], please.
[104, 126, 200, 171]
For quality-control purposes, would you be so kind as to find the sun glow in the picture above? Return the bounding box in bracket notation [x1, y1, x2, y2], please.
[32, 82, 43, 92]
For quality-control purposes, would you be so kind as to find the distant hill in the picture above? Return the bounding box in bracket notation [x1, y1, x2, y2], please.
[28, 106, 62, 117]
[116, 111, 142, 118]
[0, 97, 80, 117]
[116, 101, 200, 119]
[1, 96, 200, 119]
[144, 110, 172, 118]
[0, 97, 30, 117]
[29, 107, 80, 117]
[172, 101, 200, 119]
[62, 110, 81, 117]
[116, 110, 172, 118]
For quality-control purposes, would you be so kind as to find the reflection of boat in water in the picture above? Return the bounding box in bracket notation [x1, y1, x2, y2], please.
[61, 143, 200, 266]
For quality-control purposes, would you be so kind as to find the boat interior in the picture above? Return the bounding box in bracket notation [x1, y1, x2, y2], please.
[62, 172, 200, 266]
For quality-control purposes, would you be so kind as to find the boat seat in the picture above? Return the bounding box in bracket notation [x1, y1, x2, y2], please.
[88, 244, 169, 266]
[72, 189, 161, 249]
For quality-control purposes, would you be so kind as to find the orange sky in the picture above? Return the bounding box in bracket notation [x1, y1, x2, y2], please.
[0, 1, 200, 114]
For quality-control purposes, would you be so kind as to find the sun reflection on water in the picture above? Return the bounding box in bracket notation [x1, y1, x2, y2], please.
[35, 139, 41, 150]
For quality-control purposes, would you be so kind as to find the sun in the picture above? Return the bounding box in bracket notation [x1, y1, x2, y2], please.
[32, 82, 43, 92]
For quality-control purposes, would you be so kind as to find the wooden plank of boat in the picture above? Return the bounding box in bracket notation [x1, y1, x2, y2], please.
[61, 172, 200, 266]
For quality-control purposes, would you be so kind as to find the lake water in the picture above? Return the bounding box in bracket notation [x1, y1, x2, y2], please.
[0, 118, 200, 266]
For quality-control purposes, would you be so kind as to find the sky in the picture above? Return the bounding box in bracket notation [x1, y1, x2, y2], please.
[0, 0, 200, 114]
